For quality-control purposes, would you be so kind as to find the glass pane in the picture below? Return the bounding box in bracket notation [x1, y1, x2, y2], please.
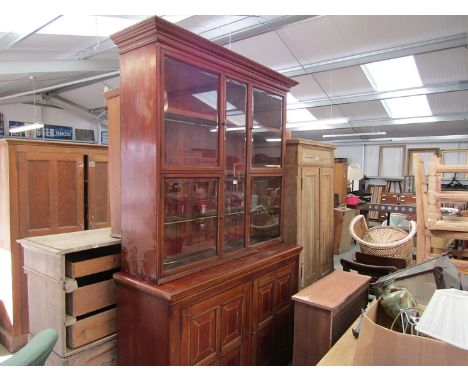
[224, 80, 247, 252]
[164, 57, 219, 166]
[163, 178, 218, 270]
[252, 89, 283, 168]
[250, 177, 281, 244]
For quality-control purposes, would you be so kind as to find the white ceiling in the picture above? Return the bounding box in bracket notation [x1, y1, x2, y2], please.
[0, 14, 467, 144]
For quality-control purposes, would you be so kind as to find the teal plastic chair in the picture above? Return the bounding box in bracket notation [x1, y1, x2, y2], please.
[0, 329, 58, 366]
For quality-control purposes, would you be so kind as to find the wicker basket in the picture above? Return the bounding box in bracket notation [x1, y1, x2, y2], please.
[251, 205, 279, 239]
[349, 215, 417, 265]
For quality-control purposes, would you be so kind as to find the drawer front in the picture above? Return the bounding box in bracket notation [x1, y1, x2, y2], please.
[299, 147, 333, 166]
[67, 308, 116, 349]
[66, 279, 116, 316]
[66, 253, 121, 278]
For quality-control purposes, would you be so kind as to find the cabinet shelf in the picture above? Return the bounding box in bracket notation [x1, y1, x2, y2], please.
[166, 107, 218, 124]
[164, 214, 217, 225]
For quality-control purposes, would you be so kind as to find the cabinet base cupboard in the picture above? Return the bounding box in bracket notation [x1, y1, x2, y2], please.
[0, 139, 109, 351]
[115, 244, 299, 365]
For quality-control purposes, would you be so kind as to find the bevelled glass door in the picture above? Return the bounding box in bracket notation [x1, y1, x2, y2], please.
[251, 89, 283, 168]
[223, 79, 247, 252]
[164, 56, 220, 167]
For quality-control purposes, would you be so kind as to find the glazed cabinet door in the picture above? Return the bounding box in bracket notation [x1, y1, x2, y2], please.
[319, 167, 334, 277]
[18, 151, 84, 238]
[300, 167, 320, 288]
[180, 283, 250, 365]
[87, 154, 110, 229]
[252, 261, 296, 365]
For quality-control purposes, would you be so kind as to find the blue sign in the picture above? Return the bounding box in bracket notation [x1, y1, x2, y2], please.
[37, 124, 73, 140]
[0, 113, 4, 136]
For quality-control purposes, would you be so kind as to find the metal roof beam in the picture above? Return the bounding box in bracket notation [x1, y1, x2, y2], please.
[280, 33, 468, 77]
[287, 112, 468, 132]
[46, 94, 108, 126]
[0, 71, 120, 101]
[0, 16, 62, 53]
[0, 60, 119, 75]
[289, 80, 468, 108]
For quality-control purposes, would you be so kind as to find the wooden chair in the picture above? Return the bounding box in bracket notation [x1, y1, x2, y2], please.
[413, 154, 468, 273]
[340, 252, 406, 294]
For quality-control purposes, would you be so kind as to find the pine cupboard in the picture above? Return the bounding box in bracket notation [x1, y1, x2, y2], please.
[0, 139, 109, 351]
[111, 16, 302, 365]
[284, 139, 335, 289]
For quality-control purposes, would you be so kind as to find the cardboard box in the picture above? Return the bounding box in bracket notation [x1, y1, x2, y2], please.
[353, 298, 468, 365]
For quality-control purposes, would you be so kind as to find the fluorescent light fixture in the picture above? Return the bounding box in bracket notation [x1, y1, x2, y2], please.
[266, 138, 282, 142]
[287, 117, 349, 131]
[9, 123, 44, 133]
[362, 55, 433, 119]
[322, 131, 386, 138]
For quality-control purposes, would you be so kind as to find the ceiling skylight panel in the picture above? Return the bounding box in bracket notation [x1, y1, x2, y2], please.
[362, 55, 433, 119]
[384, 95, 433, 118]
[286, 94, 317, 124]
[361, 56, 423, 91]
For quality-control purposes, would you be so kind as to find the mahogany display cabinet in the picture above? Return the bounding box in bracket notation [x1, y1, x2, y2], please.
[111, 16, 302, 365]
[0, 139, 109, 352]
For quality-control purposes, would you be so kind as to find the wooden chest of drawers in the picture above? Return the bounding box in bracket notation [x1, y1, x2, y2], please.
[19, 228, 121, 365]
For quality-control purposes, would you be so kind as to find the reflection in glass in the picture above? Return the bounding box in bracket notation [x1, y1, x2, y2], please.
[224, 80, 247, 252]
[163, 178, 218, 270]
[250, 177, 281, 244]
[164, 57, 219, 166]
[252, 89, 283, 168]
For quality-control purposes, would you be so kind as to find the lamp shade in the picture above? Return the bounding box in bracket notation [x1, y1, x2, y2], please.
[348, 163, 364, 181]
[415, 288, 468, 350]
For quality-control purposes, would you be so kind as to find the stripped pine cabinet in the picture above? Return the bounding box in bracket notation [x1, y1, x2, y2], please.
[0, 139, 109, 352]
[285, 139, 336, 290]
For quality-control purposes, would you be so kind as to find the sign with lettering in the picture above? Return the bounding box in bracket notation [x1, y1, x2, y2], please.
[9, 121, 28, 137]
[37, 125, 73, 140]
[75, 128, 95, 142]
[100, 130, 108, 144]
[0, 113, 4, 136]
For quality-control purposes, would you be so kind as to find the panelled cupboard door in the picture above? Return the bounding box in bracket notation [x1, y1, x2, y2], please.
[319, 167, 334, 278]
[18, 151, 85, 238]
[252, 263, 294, 365]
[87, 154, 110, 229]
[180, 283, 250, 365]
[300, 167, 320, 288]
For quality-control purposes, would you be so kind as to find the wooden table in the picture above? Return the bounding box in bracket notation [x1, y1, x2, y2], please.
[368, 203, 416, 225]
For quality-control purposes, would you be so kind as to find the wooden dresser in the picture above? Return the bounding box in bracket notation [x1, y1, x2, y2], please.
[284, 139, 335, 289]
[19, 228, 120, 365]
[0, 139, 109, 351]
[110, 16, 302, 365]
